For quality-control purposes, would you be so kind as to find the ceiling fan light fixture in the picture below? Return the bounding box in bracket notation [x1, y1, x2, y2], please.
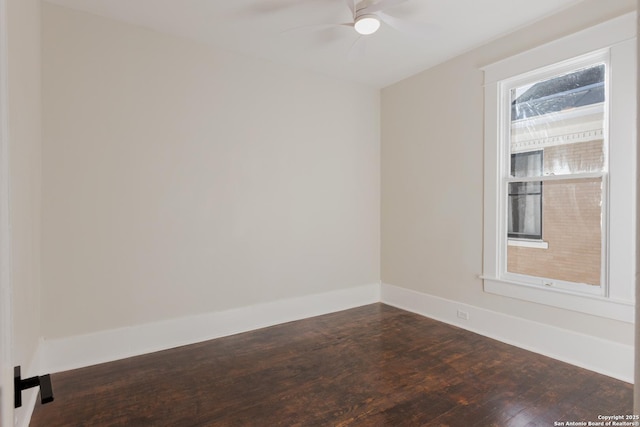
[354, 14, 380, 35]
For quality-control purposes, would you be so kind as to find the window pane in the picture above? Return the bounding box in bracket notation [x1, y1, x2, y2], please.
[508, 194, 541, 238]
[511, 65, 604, 120]
[510, 64, 606, 176]
[509, 181, 541, 195]
[509, 150, 543, 240]
[510, 150, 542, 178]
[507, 178, 603, 286]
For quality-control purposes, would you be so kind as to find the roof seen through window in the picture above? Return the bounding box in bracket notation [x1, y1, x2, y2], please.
[511, 64, 605, 121]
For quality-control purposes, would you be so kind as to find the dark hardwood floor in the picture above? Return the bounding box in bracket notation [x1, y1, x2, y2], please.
[30, 304, 632, 426]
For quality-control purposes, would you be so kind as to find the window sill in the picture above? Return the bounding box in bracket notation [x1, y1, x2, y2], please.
[508, 239, 548, 249]
[481, 276, 634, 323]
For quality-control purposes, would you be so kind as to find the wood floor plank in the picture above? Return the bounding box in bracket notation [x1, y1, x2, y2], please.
[30, 304, 632, 426]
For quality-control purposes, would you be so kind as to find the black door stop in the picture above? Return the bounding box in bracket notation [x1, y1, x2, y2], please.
[14, 365, 54, 408]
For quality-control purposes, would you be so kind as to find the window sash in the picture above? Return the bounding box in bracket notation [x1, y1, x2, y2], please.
[504, 171, 604, 183]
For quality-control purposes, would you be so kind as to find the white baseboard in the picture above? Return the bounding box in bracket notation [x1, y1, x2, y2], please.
[381, 283, 633, 383]
[42, 283, 381, 374]
[40, 281, 633, 385]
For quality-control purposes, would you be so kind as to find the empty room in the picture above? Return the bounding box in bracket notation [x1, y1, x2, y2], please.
[1, 0, 638, 426]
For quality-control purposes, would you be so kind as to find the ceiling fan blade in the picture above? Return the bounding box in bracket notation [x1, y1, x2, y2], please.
[377, 11, 438, 38]
[245, 0, 296, 14]
[279, 22, 353, 36]
[240, 0, 348, 17]
[358, 0, 408, 15]
[347, 36, 368, 61]
[344, 0, 355, 16]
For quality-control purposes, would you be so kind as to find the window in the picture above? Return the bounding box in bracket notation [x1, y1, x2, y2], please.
[505, 62, 606, 292]
[481, 13, 636, 322]
[508, 150, 543, 240]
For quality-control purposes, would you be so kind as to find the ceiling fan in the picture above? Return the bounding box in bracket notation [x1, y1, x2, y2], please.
[266, 0, 435, 59]
[342, 0, 433, 37]
[272, 0, 434, 39]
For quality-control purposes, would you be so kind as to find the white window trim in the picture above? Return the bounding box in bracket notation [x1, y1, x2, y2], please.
[481, 12, 636, 323]
[507, 239, 548, 249]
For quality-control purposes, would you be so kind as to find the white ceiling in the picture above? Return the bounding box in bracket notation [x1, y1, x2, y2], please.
[44, 0, 586, 88]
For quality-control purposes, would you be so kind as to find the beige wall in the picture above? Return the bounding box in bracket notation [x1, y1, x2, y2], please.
[7, 0, 42, 385]
[381, 0, 635, 345]
[41, 4, 380, 339]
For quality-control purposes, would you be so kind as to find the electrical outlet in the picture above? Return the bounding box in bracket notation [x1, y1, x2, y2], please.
[456, 309, 469, 321]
